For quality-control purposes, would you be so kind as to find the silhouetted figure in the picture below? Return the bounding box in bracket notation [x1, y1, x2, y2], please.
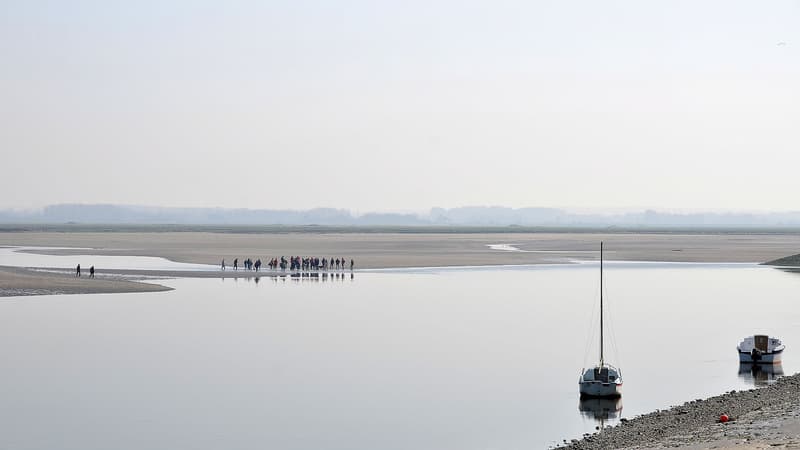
[221, 259, 226, 271]
[76, 264, 81, 277]
[234, 258, 238, 271]
[350, 259, 354, 271]
[89, 266, 95, 278]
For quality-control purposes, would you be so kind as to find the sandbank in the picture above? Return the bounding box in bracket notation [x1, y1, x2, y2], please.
[0, 266, 171, 297]
[2, 231, 800, 269]
[1, 230, 799, 297]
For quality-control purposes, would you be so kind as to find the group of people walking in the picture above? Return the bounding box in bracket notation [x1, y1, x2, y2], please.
[221, 256, 354, 272]
[75, 264, 95, 278]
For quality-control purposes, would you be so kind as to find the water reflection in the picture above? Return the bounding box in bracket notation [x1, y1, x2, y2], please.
[221, 272, 355, 284]
[738, 363, 784, 386]
[578, 397, 623, 429]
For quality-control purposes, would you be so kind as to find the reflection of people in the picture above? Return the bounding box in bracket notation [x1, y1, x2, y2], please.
[76, 264, 81, 277]
[89, 266, 95, 278]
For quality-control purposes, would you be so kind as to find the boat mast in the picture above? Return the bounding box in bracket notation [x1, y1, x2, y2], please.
[600, 241, 604, 368]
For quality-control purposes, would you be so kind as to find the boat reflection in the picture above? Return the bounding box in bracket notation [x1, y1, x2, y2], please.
[578, 397, 623, 428]
[738, 363, 784, 386]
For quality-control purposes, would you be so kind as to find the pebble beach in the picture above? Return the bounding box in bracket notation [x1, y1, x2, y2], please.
[563, 372, 800, 449]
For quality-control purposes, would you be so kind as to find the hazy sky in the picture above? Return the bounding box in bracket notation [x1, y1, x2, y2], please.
[2, 1, 799, 212]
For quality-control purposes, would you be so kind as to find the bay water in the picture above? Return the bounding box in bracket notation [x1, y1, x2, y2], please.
[0, 261, 798, 449]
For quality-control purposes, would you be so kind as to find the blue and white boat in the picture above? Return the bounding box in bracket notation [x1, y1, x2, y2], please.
[737, 335, 784, 364]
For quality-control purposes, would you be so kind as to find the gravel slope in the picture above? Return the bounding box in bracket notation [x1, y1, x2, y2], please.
[562, 372, 800, 449]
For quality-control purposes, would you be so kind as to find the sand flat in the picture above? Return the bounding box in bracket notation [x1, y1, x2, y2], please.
[2, 231, 800, 269]
[0, 266, 171, 297]
[1, 231, 799, 297]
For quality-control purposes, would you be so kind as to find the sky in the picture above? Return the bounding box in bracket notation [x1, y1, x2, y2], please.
[1, 0, 799, 212]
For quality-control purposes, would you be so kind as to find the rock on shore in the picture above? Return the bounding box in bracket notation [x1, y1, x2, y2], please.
[562, 372, 800, 449]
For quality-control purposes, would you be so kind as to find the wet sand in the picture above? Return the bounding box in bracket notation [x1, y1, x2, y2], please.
[0, 266, 171, 297]
[2, 230, 799, 297]
[2, 231, 800, 268]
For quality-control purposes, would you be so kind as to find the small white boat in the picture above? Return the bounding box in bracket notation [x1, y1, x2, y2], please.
[579, 364, 623, 397]
[579, 242, 623, 398]
[737, 335, 784, 364]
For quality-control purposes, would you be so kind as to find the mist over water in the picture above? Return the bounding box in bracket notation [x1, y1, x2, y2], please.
[0, 260, 798, 449]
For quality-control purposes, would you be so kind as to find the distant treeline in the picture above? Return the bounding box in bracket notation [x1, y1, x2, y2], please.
[4, 224, 800, 235]
[2, 204, 800, 229]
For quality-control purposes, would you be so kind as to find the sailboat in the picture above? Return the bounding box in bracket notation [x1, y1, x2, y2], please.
[579, 242, 623, 398]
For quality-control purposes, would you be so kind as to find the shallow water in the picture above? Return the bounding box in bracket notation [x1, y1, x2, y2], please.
[0, 257, 799, 449]
[0, 246, 216, 271]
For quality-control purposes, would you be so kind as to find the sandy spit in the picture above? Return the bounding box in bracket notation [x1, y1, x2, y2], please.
[0, 266, 172, 297]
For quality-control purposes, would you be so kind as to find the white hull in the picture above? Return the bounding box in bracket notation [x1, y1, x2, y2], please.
[738, 350, 783, 364]
[579, 364, 623, 398]
[579, 380, 622, 398]
[737, 335, 784, 364]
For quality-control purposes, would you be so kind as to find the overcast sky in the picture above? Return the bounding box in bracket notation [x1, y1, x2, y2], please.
[1, 1, 798, 212]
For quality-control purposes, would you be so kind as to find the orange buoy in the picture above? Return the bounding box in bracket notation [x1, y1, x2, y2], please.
[720, 414, 729, 423]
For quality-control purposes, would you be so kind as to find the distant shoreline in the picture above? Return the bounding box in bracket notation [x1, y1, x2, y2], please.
[4, 223, 800, 234]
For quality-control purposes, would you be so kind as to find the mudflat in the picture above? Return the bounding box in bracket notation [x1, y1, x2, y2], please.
[0, 266, 171, 297]
[2, 231, 800, 269]
[2, 230, 798, 297]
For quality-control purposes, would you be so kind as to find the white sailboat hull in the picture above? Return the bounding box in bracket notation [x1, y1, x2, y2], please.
[579, 365, 623, 398]
[579, 380, 623, 398]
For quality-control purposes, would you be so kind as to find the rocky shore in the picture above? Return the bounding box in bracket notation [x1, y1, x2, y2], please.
[562, 372, 800, 449]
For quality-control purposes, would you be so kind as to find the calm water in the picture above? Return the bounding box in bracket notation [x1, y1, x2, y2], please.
[0, 246, 215, 271]
[1, 257, 799, 449]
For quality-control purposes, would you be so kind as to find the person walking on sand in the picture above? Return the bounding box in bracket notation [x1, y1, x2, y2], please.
[221, 259, 226, 271]
[350, 259, 354, 271]
[89, 266, 95, 278]
[234, 258, 238, 271]
[76, 264, 81, 277]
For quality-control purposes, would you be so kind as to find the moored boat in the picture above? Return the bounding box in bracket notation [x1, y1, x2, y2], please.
[579, 242, 623, 398]
[737, 335, 784, 364]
